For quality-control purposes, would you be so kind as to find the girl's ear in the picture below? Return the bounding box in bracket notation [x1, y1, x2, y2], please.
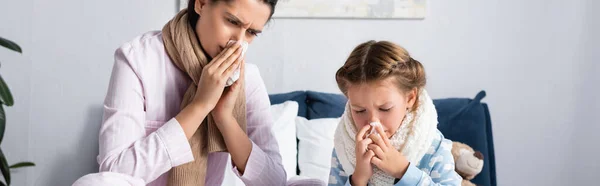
[405, 88, 418, 109]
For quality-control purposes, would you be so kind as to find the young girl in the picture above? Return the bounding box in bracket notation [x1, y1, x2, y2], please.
[328, 41, 462, 186]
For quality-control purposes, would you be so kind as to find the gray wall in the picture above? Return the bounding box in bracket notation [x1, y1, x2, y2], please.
[0, 0, 598, 185]
[570, 0, 600, 184]
[1, 0, 176, 185]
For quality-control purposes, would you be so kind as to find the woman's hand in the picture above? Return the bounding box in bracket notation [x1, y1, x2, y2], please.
[176, 41, 243, 139]
[191, 41, 243, 111]
[212, 57, 245, 125]
[352, 124, 376, 186]
[367, 125, 410, 179]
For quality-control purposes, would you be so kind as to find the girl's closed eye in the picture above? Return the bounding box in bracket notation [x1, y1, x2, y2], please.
[354, 109, 366, 114]
[379, 106, 393, 112]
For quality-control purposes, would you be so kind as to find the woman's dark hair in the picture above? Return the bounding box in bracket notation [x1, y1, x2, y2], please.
[187, 0, 278, 28]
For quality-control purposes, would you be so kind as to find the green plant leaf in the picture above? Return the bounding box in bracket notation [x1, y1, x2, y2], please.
[0, 180, 5, 186]
[9, 162, 34, 169]
[0, 75, 13, 106]
[0, 106, 4, 144]
[0, 149, 10, 185]
[0, 37, 22, 53]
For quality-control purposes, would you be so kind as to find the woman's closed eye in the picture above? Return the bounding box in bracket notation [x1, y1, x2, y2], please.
[226, 18, 259, 36]
[247, 30, 259, 36]
[227, 18, 240, 26]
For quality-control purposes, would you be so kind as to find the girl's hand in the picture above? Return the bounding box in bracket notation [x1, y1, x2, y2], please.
[352, 124, 376, 186]
[368, 124, 410, 179]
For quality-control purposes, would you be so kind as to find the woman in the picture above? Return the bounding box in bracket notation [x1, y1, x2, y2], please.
[76, 0, 287, 185]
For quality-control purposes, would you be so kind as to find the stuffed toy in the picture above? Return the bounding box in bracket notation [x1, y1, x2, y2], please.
[451, 141, 484, 186]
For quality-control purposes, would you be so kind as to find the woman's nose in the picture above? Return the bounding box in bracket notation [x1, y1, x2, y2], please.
[231, 29, 247, 43]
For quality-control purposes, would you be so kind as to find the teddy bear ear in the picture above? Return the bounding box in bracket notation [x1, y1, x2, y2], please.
[474, 151, 484, 160]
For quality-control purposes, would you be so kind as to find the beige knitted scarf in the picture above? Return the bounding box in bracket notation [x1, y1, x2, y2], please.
[162, 9, 247, 186]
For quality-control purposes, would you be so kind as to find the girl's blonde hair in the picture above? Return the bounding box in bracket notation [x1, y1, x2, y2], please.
[335, 40, 427, 112]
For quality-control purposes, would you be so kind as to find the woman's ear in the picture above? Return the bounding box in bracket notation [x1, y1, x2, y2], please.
[194, 0, 208, 15]
[406, 88, 418, 109]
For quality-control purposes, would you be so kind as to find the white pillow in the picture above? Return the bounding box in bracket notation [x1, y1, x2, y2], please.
[270, 101, 300, 179]
[221, 101, 299, 185]
[296, 116, 341, 184]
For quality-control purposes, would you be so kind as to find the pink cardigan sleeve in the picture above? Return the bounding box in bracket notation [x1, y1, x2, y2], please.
[97, 44, 194, 183]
